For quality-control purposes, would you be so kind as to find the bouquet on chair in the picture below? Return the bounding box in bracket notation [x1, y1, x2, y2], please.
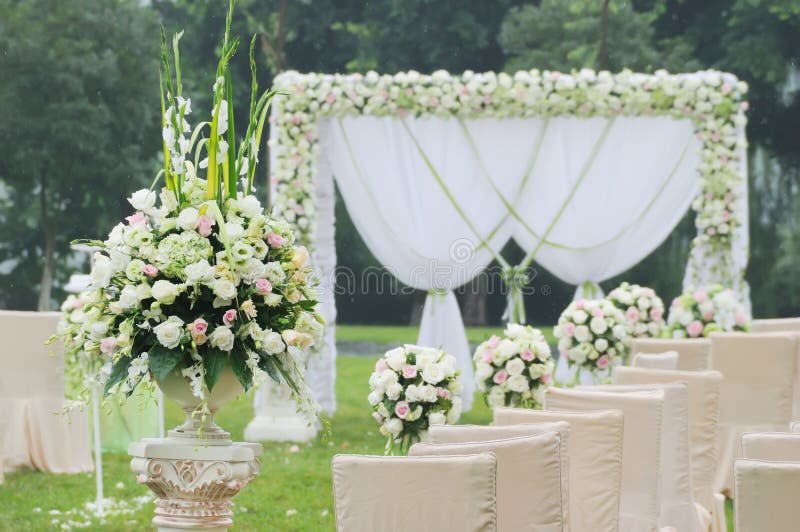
[554, 298, 629, 384]
[368, 345, 462, 455]
[53, 1, 324, 423]
[473, 324, 553, 409]
[606, 282, 665, 339]
[663, 284, 750, 338]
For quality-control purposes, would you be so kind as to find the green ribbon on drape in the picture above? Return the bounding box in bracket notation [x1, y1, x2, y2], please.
[501, 266, 529, 324]
[580, 280, 602, 300]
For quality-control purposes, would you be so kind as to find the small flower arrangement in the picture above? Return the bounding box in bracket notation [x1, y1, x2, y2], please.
[664, 284, 750, 338]
[54, 3, 324, 421]
[554, 299, 629, 383]
[606, 282, 665, 339]
[368, 344, 462, 454]
[473, 324, 553, 409]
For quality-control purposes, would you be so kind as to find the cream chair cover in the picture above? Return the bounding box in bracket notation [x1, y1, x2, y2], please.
[586, 382, 702, 532]
[614, 367, 724, 527]
[546, 387, 664, 532]
[631, 338, 711, 370]
[0, 311, 92, 474]
[411, 433, 568, 531]
[493, 408, 622, 532]
[710, 332, 797, 494]
[632, 351, 679, 370]
[791, 421, 800, 433]
[741, 432, 800, 462]
[734, 459, 800, 532]
[332, 452, 498, 532]
[750, 317, 800, 334]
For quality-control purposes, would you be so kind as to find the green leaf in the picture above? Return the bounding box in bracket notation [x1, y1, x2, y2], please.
[148, 345, 183, 382]
[230, 350, 253, 391]
[203, 348, 228, 391]
[103, 356, 133, 396]
[258, 355, 281, 384]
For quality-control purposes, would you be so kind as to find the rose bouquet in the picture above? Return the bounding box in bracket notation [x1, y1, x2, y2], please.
[473, 324, 553, 409]
[664, 285, 750, 338]
[368, 344, 462, 454]
[606, 282, 665, 339]
[54, 7, 324, 426]
[554, 298, 629, 384]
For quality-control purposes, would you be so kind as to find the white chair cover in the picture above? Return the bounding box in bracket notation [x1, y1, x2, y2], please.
[741, 432, 800, 462]
[750, 317, 800, 334]
[631, 338, 711, 371]
[632, 351, 679, 370]
[734, 459, 800, 532]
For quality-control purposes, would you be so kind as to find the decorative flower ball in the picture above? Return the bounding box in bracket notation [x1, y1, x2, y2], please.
[664, 285, 750, 338]
[606, 282, 665, 339]
[473, 324, 553, 409]
[554, 298, 629, 375]
[368, 344, 461, 454]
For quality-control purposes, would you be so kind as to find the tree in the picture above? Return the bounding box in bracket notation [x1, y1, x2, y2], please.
[0, 0, 160, 309]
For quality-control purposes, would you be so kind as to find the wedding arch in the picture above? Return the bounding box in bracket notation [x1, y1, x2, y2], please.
[269, 68, 749, 413]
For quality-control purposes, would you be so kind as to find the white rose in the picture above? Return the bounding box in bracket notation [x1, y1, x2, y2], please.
[384, 417, 403, 435]
[378, 369, 398, 387]
[446, 396, 462, 424]
[507, 374, 529, 393]
[594, 338, 609, 352]
[405, 384, 420, 402]
[118, 285, 140, 309]
[428, 411, 447, 426]
[504, 323, 526, 339]
[419, 384, 438, 402]
[574, 325, 592, 343]
[90, 253, 112, 288]
[386, 382, 403, 400]
[505, 358, 525, 376]
[572, 309, 588, 324]
[612, 325, 627, 340]
[238, 195, 263, 218]
[213, 279, 237, 301]
[263, 293, 282, 307]
[152, 280, 181, 305]
[475, 362, 494, 381]
[177, 207, 200, 231]
[209, 326, 235, 352]
[488, 386, 506, 407]
[260, 330, 285, 354]
[224, 222, 244, 241]
[153, 316, 184, 349]
[421, 363, 445, 385]
[89, 321, 109, 340]
[368, 389, 383, 406]
[385, 347, 407, 371]
[185, 260, 215, 283]
[440, 353, 457, 376]
[589, 316, 608, 335]
[128, 189, 156, 212]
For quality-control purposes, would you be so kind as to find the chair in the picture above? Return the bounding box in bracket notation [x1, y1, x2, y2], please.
[586, 382, 703, 532]
[734, 459, 800, 532]
[710, 332, 797, 494]
[411, 433, 568, 531]
[791, 421, 800, 433]
[631, 338, 711, 370]
[546, 387, 664, 532]
[0, 311, 92, 474]
[632, 351, 679, 369]
[332, 452, 498, 532]
[750, 317, 800, 334]
[493, 408, 622, 532]
[741, 432, 800, 462]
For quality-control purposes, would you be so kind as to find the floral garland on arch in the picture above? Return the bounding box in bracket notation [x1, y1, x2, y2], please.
[270, 68, 748, 287]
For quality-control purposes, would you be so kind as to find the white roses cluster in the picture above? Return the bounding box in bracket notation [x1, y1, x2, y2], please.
[368, 344, 461, 454]
[664, 285, 750, 338]
[473, 324, 553, 409]
[606, 282, 665, 339]
[554, 298, 629, 382]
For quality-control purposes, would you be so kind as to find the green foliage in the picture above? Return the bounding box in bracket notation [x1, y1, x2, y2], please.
[147, 346, 184, 382]
[202, 347, 228, 391]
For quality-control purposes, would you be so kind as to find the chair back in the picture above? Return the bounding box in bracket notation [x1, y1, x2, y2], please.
[0, 311, 63, 398]
[741, 432, 800, 462]
[631, 337, 710, 370]
[734, 459, 800, 532]
[750, 317, 800, 334]
[632, 351, 679, 369]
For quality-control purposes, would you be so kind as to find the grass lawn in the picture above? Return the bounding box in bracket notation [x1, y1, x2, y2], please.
[336, 324, 555, 345]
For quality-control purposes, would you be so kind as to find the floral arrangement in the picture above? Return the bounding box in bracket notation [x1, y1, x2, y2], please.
[271, 69, 748, 289]
[368, 344, 462, 454]
[664, 285, 750, 338]
[54, 3, 324, 419]
[606, 282, 665, 338]
[473, 324, 553, 409]
[554, 298, 629, 382]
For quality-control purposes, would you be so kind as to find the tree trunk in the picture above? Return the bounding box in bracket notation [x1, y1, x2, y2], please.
[462, 275, 488, 326]
[37, 174, 55, 310]
[597, 0, 611, 70]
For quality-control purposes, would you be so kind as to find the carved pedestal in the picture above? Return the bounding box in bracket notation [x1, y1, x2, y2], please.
[244, 379, 318, 443]
[129, 439, 262, 531]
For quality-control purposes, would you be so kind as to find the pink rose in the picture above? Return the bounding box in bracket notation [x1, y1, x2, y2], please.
[597, 355, 610, 369]
[100, 337, 117, 354]
[197, 215, 215, 237]
[712, 132, 721, 142]
[375, 359, 388, 373]
[650, 308, 663, 321]
[703, 312, 713, 321]
[223, 309, 237, 326]
[126, 211, 147, 226]
[372, 412, 384, 425]
[192, 318, 208, 335]
[267, 233, 286, 248]
[721, 83, 732, 94]
[482, 349, 494, 363]
[143, 265, 158, 278]
[693, 290, 708, 303]
[395, 401, 410, 419]
[325, 93, 336, 104]
[563, 323, 576, 336]
[592, 308, 604, 318]
[541, 373, 552, 385]
[437, 388, 450, 399]
[721, 210, 731, 221]
[402, 365, 417, 379]
[626, 307, 640, 323]
[735, 311, 748, 327]
[575, 299, 586, 310]
[487, 335, 500, 349]
[493, 370, 508, 385]
[520, 349, 535, 361]
[687, 320, 704, 338]
[254, 279, 273, 295]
